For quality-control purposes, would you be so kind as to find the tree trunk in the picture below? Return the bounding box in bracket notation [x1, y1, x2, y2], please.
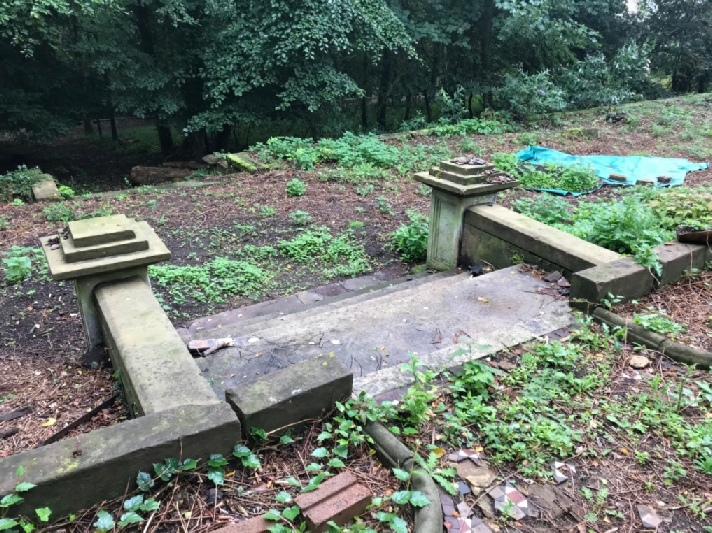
[109, 110, 119, 141]
[423, 91, 432, 123]
[157, 120, 174, 157]
[404, 92, 412, 121]
[361, 97, 369, 131]
[95, 119, 103, 138]
[479, 0, 495, 107]
[376, 50, 392, 129]
[83, 119, 94, 135]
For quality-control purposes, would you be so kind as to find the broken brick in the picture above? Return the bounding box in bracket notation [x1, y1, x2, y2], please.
[295, 472, 372, 532]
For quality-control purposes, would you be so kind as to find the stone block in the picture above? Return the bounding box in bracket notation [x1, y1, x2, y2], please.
[31, 179, 61, 201]
[96, 277, 220, 416]
[465, 205, 620, 273]
[68, 214, 135, 247]
[0, 403, 241, 518]
[225, 356, 352, 437]
[414, 171, 517, 197]
[295, 472, 371, 533]
[654, 242, 707, 286]
[461, 225, 566, 274]
[570, 257, 655, 304]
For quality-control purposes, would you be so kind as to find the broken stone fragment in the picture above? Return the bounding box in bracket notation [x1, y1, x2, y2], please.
[629, 355, 650, 369]
[636, 504, 662, 529]
[608, 173, 627, 183]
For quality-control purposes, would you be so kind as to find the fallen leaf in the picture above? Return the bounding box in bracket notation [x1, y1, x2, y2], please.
[41, 417, 56, 427]
[620, 448, 629, 456]
[477, 297, 489, 303]
[433, 447, 446, 458]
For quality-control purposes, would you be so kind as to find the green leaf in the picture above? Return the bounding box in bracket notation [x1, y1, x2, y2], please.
[317, 431, 332, 442]
[275, 491, 292, 503]
[208, 454, 228, 468]
[181, 458, 198, 471]
[20, 520, 34, 533]
[140, 498, 160, 512]
[233, 444, 251, 458]
[93, 510, 115, 531]
[302, 472, 329, 493]
[390, 491, 411, 505]
[311, 447, 329, 458]
[0, 518, 19, 531]
[284, 476, 302, 487]
[392, 468, 410, 482]
[279, 433, 295, 445]
[264, 510, 282, 521]
[408, 491, 430, 507]
[14, 483, 36, 493]
[136, 471, 154, 491]
[15, 466, 24, 477]
[34, 507, 51, 523]
[332, 444, 349, 458]
[124, 495, 144, 512]
[0, 494, 23, 508]
[242, 453, 261, 469]
[208, 470, 225, 485]
[390, 516, 408, 533]
[375, 511, 396, 523]
[118, 511, 144, 526]
[306, 463, 323, 472]
[282, 505, 300, 521]
[327, 458, 345, 469]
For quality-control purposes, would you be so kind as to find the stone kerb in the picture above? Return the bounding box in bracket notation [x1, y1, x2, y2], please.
[414, 158, 518, 270]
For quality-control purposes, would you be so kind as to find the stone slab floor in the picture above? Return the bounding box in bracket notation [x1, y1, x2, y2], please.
[195, 267, 574, 399]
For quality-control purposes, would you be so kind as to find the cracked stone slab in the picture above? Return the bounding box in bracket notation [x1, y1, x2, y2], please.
[637, 504, 662, 529]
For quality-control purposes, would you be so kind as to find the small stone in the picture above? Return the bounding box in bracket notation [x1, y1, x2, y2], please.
[657, 176, 671, 184]
[609, 173, 627, 183]
[207, 487, 223, 504]
[557, 277, 571, 288]
[629, 355, 650, 369]
[458, 481, 472, 495]
[637, 504, 662, 529]
[543, 271, 562, 283]
[457, 462, 497, 494]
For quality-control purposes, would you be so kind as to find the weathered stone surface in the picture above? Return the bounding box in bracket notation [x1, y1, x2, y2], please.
[31, 179, 61, 201]
[68, 214, 134, 247]
[226, 153, 258, 172]
[295, 472, 371, 533]
[0, 403, 241, 518]
[225, 356, 352, 436]
[96, 277, 220, 416]
[570, 257, 655, 304]
[465, 205, 620, 273]
[41, 221, 170, 281]
[61, 229, 148, 263]
[653, 242, 708, 286]
[637, 504, 662, 529]
[629, 355, 650, 369]
[129, 166, 190, 185]
[423, 188, 498, 270]
[456, 461, 497, 495]
[415, 171, 516, 197]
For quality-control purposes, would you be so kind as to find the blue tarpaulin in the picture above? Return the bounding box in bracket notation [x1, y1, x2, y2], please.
[516, 146, 709, 192]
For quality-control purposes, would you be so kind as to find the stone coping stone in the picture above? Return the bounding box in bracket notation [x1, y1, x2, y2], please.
[41, 221, 170, 280]
[96, 277, 219, 416]
[68, 214, 135, 246]
[31, 179, 61, 201]
[465, 205, 620, 273]
[440, 161, 496, 175]
[653, 241, 708, 286]
[61, 223, 149, 263]
[415, 172, 518, 197]
[225, 355, 352, 438]
[0, 403, 241, 518]
[570, 257, 655, 304]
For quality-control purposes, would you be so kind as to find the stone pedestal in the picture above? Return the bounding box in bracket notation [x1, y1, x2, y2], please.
[40, 214, 171, 347]
[414, 159, 518, 270]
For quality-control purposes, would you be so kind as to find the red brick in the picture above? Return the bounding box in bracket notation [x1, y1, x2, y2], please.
[212, 515, 272, 533]
[303, 483, 372, 532]
[295, 471, 359, 511]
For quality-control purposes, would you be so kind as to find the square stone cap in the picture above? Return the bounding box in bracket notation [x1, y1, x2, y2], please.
[68, 214, 136, 247]
[415, 171, 519, 197]
[41, 220, 171, 280]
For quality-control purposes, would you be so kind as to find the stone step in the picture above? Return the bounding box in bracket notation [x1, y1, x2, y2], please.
[196, 267, 573, 401]
[192, 270, 459, 340]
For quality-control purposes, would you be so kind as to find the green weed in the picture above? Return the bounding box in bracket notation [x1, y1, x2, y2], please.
[390, 210, 428, 263]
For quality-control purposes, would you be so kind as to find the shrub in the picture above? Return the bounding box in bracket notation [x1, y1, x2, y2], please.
[286, 178, 307, 197]
[0, 166, 47, 201]
[43, 203, 77, 222]
[391, 210, 429, 263]
[289, 210, 312, 225]
[493, 70, 566, 119]
[58, 185, 75, 199]
[1, 246, 41, 285]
